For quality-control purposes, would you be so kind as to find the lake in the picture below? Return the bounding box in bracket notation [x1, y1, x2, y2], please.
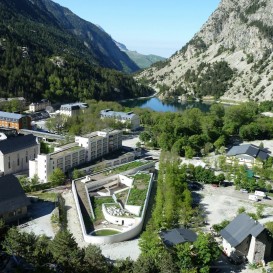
[121, 97, 212, 112]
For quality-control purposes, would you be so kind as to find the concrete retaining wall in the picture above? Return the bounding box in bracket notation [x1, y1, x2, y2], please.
[72, 170, 154, 244]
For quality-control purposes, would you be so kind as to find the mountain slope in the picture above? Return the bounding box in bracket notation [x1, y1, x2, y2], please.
[137, 0, 273, 102]
[0, 0, 152, 101]
[42, 0, 139, 73]
[114, 40, 165, 69]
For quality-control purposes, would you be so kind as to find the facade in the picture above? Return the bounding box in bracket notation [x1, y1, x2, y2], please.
[226, 144, 270, 168]
[75, 129, 122, 161]
[220, 213, 272, 263]
[29, 143, 86, 183]
[29, 99, 51, 112]
[0, 174, 30, 223]
[100, 109, 140, 130]
[0, 134, 39, 176]
[30, 129, 122, 183]
[0, 111, 31, 131]
[60, 102, 88, 117]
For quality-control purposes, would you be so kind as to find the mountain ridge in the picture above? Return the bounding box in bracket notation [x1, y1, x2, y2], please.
[137, 0, 273, 102]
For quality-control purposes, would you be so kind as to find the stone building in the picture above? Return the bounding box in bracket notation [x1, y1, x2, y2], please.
[220, 213, 272, 263]
[0, 111, 31, 131]
[0, 174, 30, 223]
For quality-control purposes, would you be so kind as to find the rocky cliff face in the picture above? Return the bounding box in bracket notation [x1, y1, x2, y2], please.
[138, 0, 273, 102]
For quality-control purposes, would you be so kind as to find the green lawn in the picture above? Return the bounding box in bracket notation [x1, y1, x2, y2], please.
[91, 196, 114, 223]
[31, 191, 58, 202]
[127, 173, 150, 207]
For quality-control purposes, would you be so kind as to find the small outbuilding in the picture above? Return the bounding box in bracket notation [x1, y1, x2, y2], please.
[220, 213, 272, 264]
[0, 174, 30, 223]
[160, 228, 197, 247]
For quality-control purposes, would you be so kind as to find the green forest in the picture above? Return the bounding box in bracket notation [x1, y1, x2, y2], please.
[0, 0, 153, 102]
[138, 101, 273, 157]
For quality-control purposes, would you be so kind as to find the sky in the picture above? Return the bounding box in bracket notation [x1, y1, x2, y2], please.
[52, 0, 221, 58]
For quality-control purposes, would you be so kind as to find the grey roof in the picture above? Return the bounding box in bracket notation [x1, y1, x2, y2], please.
[0, 174, 30, 215]
[0, 111, 26, 121]
[226, 144, 269, 161]
[0, 134, 38, 154]
[100, 109, 138, 120]
[60, 102, 88, 111]
[220, 213, 264, 247]
[160, 228, 197, 247]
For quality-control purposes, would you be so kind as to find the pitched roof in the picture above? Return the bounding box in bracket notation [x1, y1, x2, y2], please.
[0, 134, 37, 154]
[160, 228, 197, 247]
[0, 111, 26, 120]
[100, 109, 138, 120]
[60, 102, 88, 111]
[226, 144, 269, 161]
[0, 174, 30, 215]
[220, 213, 264, 247]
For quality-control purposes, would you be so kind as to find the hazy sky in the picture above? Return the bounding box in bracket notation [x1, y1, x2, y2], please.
[52, 0, 221, 58]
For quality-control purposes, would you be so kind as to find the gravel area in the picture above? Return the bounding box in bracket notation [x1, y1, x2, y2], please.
[200, 184, 273, 227]
[19, 200, 55, 238]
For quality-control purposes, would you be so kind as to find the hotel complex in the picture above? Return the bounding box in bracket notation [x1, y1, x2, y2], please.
[29, 129, 122, 182]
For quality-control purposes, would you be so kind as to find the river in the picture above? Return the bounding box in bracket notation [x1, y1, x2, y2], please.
[120, 97, 212, 112]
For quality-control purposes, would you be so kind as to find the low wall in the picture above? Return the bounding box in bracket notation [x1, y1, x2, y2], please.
[102, 203, 137, 226]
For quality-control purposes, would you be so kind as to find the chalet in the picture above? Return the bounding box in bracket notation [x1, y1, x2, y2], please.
[220, 213, 272, 264]
[0, 174, 30, 223]
[226, 144, 270, 168]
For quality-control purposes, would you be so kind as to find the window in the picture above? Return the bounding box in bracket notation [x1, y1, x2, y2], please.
[26, 151, 28, 163]
[8, 156, 10, 169]
[17, 154, 20, 166]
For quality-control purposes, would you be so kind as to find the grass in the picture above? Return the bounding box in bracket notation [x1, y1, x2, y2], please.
[92, 229, 120, 236]
[103, 161, 147, 175]
[91, 196, 114, 223]
[115, 189, 130, 204]
[127, 173, 150, 207]
[31, 191, 58, 202]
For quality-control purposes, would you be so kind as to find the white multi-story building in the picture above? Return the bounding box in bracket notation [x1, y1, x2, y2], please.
[100, 109, 140, 130]
[75, 129, 122, 161]
[30, 129, 122, 183]
[59, 102, 88, 117]
[0, 134, 39, 176]
[29, 143, 86, 183]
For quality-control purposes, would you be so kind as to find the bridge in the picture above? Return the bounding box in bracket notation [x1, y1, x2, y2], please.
[19, 129, 65, 141]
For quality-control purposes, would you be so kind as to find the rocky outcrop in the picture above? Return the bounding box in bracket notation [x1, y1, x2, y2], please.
[137, 0, 273, 102]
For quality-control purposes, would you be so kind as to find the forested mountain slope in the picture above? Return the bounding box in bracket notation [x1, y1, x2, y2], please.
[137, 0, 273, 102]
[0, 0, 152, 102]
[41, 0, 139, 73]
